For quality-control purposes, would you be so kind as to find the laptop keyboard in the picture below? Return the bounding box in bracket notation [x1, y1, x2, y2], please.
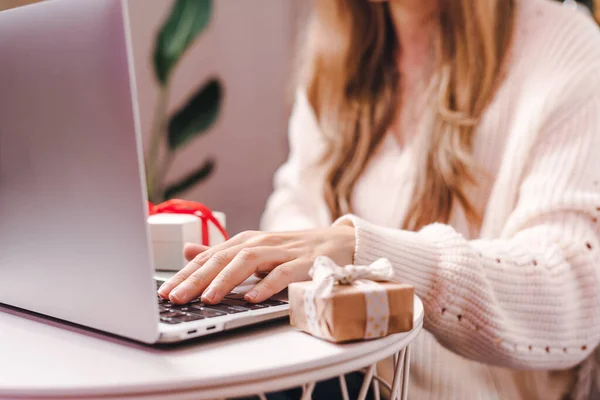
[155, 280, 287, 325]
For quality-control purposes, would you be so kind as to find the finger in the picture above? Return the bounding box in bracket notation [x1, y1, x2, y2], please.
[158, 237, 246, 299]
[158, 231, 262, 298]
[168, 244, 247, 304]
[244, 259, 309, 303]
[184, 243, 209, 262]
[202, 247, 294, 304]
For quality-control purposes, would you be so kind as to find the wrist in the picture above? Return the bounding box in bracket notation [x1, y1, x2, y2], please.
[329, 221, 356, 266]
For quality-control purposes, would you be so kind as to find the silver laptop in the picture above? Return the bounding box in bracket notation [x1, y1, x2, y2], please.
[0, 0, 289, 344]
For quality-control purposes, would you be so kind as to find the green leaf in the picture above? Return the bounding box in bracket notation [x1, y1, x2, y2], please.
[164, 159, 215, 199]
[167, 79, 222, 151]
[154, 0, 213, 85]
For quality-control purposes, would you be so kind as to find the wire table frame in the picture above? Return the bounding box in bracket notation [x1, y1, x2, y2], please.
[254, 340, 415, 400]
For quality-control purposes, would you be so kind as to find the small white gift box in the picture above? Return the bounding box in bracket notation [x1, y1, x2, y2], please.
[148, 212, 226, 271]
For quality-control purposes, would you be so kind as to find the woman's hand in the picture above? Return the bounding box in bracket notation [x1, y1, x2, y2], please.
[157, 226, 355, 305]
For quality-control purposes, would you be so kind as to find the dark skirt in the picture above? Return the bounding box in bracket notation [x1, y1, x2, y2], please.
[233, 372, 375, 400]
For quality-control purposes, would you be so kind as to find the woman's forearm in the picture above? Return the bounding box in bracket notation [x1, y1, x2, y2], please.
[337, 214, 600, 370]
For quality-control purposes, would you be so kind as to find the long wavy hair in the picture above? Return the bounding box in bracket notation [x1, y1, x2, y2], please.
[301, 0, 515, 230]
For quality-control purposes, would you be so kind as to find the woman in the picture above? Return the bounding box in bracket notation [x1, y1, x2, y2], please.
[159, 0, 600, 398]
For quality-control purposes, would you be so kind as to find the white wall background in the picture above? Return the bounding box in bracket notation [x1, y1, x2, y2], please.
[127, 0, 310, 234]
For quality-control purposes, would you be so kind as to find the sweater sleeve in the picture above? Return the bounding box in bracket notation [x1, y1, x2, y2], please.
[260, 90, 331, 231]
[336, 94, 600, 370]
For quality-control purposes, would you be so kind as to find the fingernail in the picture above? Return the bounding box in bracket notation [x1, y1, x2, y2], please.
[157, 284, 168, 296]
[169, 288, 185, 303]
[245, 290, 258, 302]
[202, 287, 216, 303]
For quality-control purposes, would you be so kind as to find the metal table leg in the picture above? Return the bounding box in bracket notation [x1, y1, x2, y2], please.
[401, 344, 411, 400]
[262, 344, 412, 400]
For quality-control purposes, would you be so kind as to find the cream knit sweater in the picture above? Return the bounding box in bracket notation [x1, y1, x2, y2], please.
[261, 0, 600, 399]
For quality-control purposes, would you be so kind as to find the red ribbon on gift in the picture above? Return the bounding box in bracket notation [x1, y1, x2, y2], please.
[148, 199, 229, 246]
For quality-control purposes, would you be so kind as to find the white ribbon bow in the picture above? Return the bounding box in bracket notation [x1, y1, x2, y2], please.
[304, 256, 394, 340]
[309, 256, 393, 298]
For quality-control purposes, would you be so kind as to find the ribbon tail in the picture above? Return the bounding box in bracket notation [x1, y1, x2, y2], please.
[304, 276, 335, 338]
[354, 279, 390, 339]
[205, 213, 229, 242]
[200, 216, 210, 246]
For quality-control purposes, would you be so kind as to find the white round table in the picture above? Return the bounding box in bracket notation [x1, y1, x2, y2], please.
[0, 297, 423, 400]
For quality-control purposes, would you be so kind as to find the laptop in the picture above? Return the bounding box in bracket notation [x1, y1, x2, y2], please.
[0, 0, 289, 344]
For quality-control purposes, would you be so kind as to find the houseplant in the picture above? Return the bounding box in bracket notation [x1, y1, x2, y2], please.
[145, 0, 223, 203]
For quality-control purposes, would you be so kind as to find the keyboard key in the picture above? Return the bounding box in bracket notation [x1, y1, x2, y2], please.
[242, 302, 270, 310]
[203, 304, 249, 314]
[186, 306, 227, 318]
[165, 303, 187, 310]
[160, 317, 181, 325]
[160, 311, 183, 318]
[173, 306, 200, 313]
[158, 305, 170, 312]
[178, 314, 205, 322]
[222, 298, 269, 310]
[263, 299, 287, 306]
[220, 298, 248, 306]
[224, 293, 245, 300]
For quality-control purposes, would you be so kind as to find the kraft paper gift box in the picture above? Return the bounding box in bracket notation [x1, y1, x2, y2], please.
[289, 257, 414, 343]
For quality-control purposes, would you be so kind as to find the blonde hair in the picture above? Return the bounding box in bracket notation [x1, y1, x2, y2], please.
[302, 0, 515, 230]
